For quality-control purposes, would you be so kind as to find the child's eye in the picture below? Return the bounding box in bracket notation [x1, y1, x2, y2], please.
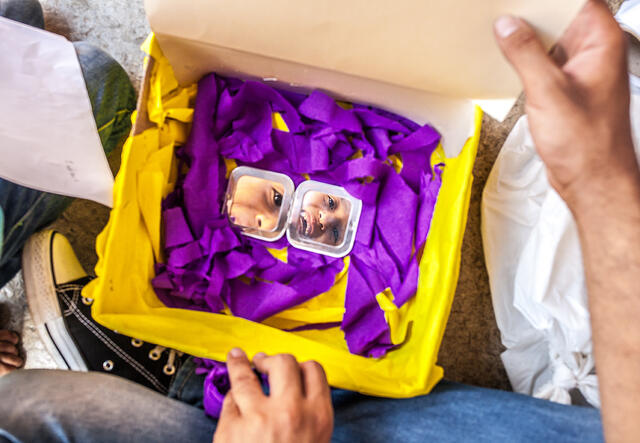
[332, 227, 339, 244]
[328, 196, 335, 210]
[273, 189, 283, 207]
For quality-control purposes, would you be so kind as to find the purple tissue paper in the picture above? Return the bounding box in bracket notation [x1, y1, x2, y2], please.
[152, 74, 443, 416]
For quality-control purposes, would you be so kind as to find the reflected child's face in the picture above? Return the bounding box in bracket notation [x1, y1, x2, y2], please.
[228, 176, 285, 231]
[224, 168, 361, 256]
[297, 191, 351, 246]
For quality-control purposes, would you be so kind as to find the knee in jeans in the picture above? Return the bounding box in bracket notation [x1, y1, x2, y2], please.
[73, 41, 120, 77]
[72, 41, 136, 114]
[73, 41, 135, 93]
[0, 371, 96, 441]
[0, 0, 45, 29]
[0, 371, 46, 429]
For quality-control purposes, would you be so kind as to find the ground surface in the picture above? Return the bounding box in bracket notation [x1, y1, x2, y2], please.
[0, 0, 625, 387]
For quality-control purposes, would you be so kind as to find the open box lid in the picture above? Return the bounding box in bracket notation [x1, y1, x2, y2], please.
[144, 0, 584, 156]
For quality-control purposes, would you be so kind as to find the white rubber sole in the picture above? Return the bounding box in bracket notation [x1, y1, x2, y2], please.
[22, 231, 87, 371]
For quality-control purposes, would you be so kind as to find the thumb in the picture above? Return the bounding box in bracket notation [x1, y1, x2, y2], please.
[494, 15, 563, 94]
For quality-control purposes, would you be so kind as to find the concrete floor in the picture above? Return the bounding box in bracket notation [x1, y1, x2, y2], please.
[2, 0, 626, 388]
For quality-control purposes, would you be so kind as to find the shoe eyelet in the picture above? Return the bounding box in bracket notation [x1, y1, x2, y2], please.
[131, 338, 143, 348]
[82, 297, 94, 306]
[163, 364, 176, 376]
[103, 360, 114, 371]
[149, 350, 161, 361]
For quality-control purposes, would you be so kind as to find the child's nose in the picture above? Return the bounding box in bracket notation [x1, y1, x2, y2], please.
[319, 211, 335, 230]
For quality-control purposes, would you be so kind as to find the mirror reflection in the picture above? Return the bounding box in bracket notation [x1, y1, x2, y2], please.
[227, 176, 285, 231]
[296, 191, 352, 246]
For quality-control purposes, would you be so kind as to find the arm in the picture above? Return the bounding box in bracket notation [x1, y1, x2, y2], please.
[575, 165, 640, 441]
[495, 1, 640, 440]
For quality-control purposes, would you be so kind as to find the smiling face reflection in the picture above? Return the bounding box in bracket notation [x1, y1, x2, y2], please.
[297, 191, 351, 246]
[228, 176, 284, 231]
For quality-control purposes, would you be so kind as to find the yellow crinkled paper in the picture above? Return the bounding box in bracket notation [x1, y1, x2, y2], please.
[85, 34, 481, 398]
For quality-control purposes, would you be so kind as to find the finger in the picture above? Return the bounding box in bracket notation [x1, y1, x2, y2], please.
[0, 352, 23, 368]
[219, 392, 241, 420]
[0, 342, 19, 355]
[0, 330, 19, 345]
[300, 360, 330, 399]
[550, 43, 568, 67]
[212, 394, 241, 443]
[226, 348, 264, 411]
[253, 353, 303, 399]
[558, 0, 623, 58]
[494, 15, 564, 94]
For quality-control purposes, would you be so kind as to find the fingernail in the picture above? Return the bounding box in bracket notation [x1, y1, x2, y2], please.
[495, 15, 520, 38]
[228, 347, 244, 358]
[253, 352, 267, 360]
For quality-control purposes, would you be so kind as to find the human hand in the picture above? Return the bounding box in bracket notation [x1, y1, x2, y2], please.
[494, 0, 640, 212]
[0, 330, 23, 376]
[213, 349, 333, 443]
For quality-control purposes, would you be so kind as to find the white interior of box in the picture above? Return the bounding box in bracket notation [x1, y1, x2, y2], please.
[143, 0, 584, 155]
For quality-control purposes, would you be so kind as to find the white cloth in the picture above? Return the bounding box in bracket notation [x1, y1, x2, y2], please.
[483, 93, 640, 407]
[482, 115, 600, 406]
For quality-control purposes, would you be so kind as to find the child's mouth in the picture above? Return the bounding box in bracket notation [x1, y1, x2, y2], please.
[298, 211, 316, 237]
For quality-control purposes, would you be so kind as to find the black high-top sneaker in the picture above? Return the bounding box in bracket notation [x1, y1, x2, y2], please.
[21, 230, 186, 395]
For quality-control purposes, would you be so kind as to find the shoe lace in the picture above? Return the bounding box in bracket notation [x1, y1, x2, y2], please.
[135, 341, 183, 376]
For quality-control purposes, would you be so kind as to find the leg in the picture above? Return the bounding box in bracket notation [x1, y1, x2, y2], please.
[0, 0, 50, 290]
[168, 357, 208, 409]
[0, 369, 604, 443]
[0, 38, 135, 288]
[73, 41, 137, 154]
[0, 369, 216, 443]
[331, 381, 604, 443]
[0, 0, 45, 29]
[0, 186, 72, 288]
[167, 359, 604, 443]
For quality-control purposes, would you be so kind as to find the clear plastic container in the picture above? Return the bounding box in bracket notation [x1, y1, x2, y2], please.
[223, 166, 295, 241]
[286, 180, 362, 258]
[223, 167, 362, 257]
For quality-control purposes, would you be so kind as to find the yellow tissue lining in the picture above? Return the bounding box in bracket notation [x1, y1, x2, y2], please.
[86, 34, 482, 399]
[272, 112, 289, 132]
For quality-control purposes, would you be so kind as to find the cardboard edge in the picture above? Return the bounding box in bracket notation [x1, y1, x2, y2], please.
[152, 32, 476, 158]
[132, 58, 155, 136]
[91, 34, 485, 398]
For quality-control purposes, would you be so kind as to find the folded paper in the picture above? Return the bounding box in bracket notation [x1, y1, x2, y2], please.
[0, 17, 113, 206]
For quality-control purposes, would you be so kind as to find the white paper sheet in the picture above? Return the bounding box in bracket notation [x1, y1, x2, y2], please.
[0, 17, 114, 207]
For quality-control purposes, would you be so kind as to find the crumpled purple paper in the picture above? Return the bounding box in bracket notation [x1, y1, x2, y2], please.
[194, 358, 269, 417]
[152, 74, 443, 417]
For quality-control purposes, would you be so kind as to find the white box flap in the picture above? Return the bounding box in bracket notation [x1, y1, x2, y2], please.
[144, 0, 585, 155]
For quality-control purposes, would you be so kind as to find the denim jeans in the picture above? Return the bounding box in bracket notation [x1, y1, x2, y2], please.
[0, 0, 136, 288]
[0, 368, 603, 443]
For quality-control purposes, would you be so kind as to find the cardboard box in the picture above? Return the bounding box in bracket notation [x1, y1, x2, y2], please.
[85, 0, 582, 398]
